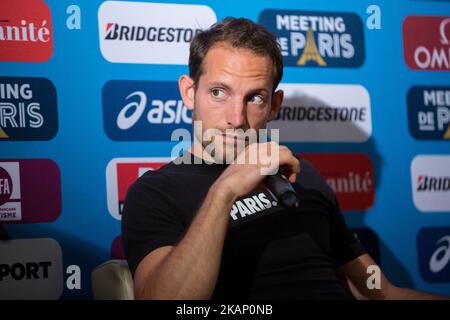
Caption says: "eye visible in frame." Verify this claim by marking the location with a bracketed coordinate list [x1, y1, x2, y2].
[248, 95, 264, 104]
[211, 88, 225, 98]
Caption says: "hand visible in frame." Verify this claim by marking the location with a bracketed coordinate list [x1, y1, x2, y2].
[214, 141, 300, 199]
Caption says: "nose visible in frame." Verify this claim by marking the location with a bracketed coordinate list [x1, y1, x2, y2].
[226, 100, 247, 129]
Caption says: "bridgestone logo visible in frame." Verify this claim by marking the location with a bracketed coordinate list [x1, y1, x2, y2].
[411, 155, 450, 212]
[276, 106, 367, 122]
[104, 23, 201, 43]
[267, 83, 371, 142]
[417, 175, 450, 191]
[98, 1, 217, 64]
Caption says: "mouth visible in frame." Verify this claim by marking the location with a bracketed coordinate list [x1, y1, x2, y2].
[221, 133, 245, 144]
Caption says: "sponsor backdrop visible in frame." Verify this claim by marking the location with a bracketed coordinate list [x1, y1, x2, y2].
[0, 0, 449, 299]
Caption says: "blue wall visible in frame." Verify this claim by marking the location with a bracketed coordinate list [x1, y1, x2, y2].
[1, 0, 450, 299]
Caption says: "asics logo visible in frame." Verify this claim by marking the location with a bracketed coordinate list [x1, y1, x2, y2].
[116, 91, 191, 129]
[429, 235, 450, 273]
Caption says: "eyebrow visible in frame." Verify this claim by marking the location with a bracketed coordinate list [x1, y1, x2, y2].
[208, 82, 269, 96]
[208, 82, 232, 91]
[246, 88, 269, 96]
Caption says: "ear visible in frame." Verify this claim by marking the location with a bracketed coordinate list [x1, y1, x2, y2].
[178, 75, 195, 111]
[268, 89, 283, 121]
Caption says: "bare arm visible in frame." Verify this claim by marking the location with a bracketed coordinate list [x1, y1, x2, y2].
[133, 142, 300, 300]
[337, 253, 450, 300]
[134, 182, 236, 299]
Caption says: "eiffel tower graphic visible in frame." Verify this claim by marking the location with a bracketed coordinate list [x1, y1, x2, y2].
[0, 127, 8, 138]
[443, 123, 450, 140]
[297, 28, 327, 66]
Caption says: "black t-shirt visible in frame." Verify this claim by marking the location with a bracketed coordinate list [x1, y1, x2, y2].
[121, 152, 367, 299]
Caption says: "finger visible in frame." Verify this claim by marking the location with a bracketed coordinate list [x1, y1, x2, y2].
[278, 151, 300, 172]
[281, 156, 300, 184]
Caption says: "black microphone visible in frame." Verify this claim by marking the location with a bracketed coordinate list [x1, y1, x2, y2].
[264, 173, 299, 209]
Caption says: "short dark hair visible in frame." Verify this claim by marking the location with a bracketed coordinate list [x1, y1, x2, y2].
[189, 17, 283, 91]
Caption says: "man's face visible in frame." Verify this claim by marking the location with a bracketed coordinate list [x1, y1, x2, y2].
[183, 43, 283, 162]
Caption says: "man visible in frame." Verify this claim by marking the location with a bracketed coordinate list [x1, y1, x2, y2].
[122, 17, 446, 300]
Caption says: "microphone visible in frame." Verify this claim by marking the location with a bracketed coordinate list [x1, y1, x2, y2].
[264, 173, 299, 209]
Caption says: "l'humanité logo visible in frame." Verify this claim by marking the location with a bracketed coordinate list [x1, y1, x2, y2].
[299, 153, 375, 211]
[258, 9, 364, 68]
[0, 0, 54, 62]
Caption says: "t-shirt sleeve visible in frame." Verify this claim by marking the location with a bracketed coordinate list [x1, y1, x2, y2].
[329, 196, 367, 268]
[121, 173, 185, 276]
